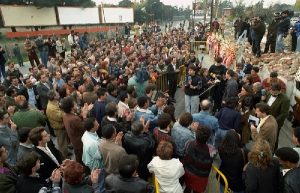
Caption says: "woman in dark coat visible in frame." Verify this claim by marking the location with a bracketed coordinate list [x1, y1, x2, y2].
[244, 139, 283, 193]
[218, 130, 248, 193]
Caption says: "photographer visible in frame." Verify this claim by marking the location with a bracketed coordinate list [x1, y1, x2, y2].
[251, 16, 266, 58]
[275, 10, 291, 53]
[264, 13, 281, 53]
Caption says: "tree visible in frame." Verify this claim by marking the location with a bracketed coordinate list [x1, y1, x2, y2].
[296, 0, 300, 11]
[118, 0, 134, 7]
[218, 0, 233, 17]
[232, 0, 246, 18]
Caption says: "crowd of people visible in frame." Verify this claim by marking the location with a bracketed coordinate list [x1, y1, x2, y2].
[0, 20, 299, 193]
[233, 10, 300, 57]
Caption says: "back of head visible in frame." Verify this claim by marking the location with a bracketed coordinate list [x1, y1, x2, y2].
[118, 154, 139, 178]
[179, 112, 193, 128]
[47, 90, 56, 101]
[105, 102, 118, 117]
[101, 124, 116, 139]
[18, 127, 31, 143]
[225, 97, 238, 109]
[156, 141, 173, 160]
[196, 125, 211, 144]
[249, 139, 272, 169]
[84, 117, 96, 132]
[157, 113, 172, 130]
[16, 152, 41, 176]
[200, 99, 211, 111]
[60, 97, 74, 113]
[137, 96, 148, 108]
[63, 161, 85, 185]
[131, 121, 144, 135]
[219, 130, 241, 154]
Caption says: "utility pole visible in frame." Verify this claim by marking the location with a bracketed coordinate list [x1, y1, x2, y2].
[210, 0, 214, 31]
[193, 0, 196, 28]
[204, 0, 207, 24]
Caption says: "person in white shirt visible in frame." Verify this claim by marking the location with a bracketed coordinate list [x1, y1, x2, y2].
[81, 117, 103, 170]
[67, 30, 76, 48]
[148, 141, 184, 193]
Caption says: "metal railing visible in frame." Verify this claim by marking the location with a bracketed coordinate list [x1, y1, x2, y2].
[152, 165, 230, 193]
[155, 65, 186, 92]
[190, 41, 208, 53]
[152, 174, 160, 193]
[207, 165, 232, 193]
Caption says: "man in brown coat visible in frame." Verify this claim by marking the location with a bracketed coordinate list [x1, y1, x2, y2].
[250, 102, 278, 152]
[61, 96, 93, 163]
[99, 124, 127, 175]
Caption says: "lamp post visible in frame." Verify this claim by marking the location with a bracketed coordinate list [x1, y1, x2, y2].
[210, 0, 214, 31]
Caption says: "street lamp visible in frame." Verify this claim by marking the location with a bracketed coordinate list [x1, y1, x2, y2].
[210, 0, 214, 31]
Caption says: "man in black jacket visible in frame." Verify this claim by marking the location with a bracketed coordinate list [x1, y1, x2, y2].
[184, 66, 202, 114]
[275, 10, 291, 52]
[223, 69, 238, 102]
[123, 121, 155, 180]
[167, 57, 179, 100]
[251, 16, 266, 57]
[264, 13, 281, 53]
[105, 154, 154, 193]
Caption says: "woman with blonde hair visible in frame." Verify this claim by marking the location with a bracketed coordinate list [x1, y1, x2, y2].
[244, 139, 283, 193]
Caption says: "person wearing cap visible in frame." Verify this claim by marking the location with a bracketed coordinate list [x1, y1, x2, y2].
[264, 13, 281, 53]
[262, 71, 286, 93]
[275, 10, 291, 53]
[184, 66, 202, 114]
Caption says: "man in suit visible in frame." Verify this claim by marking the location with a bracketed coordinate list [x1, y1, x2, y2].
[167, 57, 179, 100]
[29, 127, 62, 180]
[263, 82, 290, 150]
[223, 69, 239, 102]
[250, 102, 278, 152]
[36, 72, 54, 110]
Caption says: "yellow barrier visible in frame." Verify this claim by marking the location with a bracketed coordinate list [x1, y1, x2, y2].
[190, 41, 208, 53]
[207, 165, 232, 193]
[152, 174, 160, 193]
[155, 66, 186, 92]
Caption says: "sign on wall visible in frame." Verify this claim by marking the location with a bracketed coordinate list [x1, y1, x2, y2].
[0, 6, 57, 27]
[57, 7, 100, 25]
[101, 7, 134, 23]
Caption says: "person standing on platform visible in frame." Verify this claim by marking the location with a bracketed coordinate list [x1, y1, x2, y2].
[167, 57, 179, 101]
[184, 66, 202, 114]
